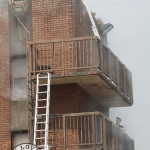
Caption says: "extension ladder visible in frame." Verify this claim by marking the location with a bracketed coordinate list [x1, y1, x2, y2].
[33, 73, 51, 150]
[82, 0, 100, 39]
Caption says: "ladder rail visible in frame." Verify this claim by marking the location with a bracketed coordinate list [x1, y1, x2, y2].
[33, 74, 40, 145]
[82, 0, 100, 39]
[33, 73, 51, 150]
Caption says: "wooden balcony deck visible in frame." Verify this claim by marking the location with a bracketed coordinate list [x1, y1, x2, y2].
[35, 112, 134, 150]
[27, 36, 133, 107]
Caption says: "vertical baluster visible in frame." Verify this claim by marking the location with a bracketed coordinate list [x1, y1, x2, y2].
[95, 115, 97, 143]
[51, 42, 54, 68]
[116, 57, 119, 90]
[88, 116, 90, 143]
[70, 117, 71, 144]
[39, 44, 42, 71]
[92, 115, 96, 150]
[108, 48, 112, 83]
[62, 40, 65, 76]
[79, 41, 81, 67]
[63, 115, 66, 150]
[102, 116, 106, 150]
[80, 116, 83, 143]
[111, 122, 114, 150]
[59, 117, 61, 144]
[46, 44, 48, 71]
[73, 117, 75, 143]
[72, 43, 74, 68]
[83, 40, 85, 67]
[55, 117, 57, 145]
[100, 116, 102, 143]
[123, 65, 127, 98]
[76, 41, 78, 68]
[100, 40, 103, 76]
[33, 44, 35, 78]
[43, 44, 44, 71]
[77, 117, 79, 144]
[84, 116, 86, 143]
[90, 38, 94, 74]
[35, 45, 37, 71]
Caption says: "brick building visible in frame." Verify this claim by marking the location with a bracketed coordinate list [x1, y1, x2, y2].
[0, 0, 134, 150]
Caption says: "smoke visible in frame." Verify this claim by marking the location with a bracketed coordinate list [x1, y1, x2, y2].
[11, 57, 27, 101]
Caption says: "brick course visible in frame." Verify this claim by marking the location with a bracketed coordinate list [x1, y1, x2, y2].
[0, 1, 11, 150]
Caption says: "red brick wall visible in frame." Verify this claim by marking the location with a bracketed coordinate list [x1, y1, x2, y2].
[0, 1, 11, 150]
[50, 84, 79, 114]
[32, 0, 76, 41]
[32, 0, 93, 41]
[39, 83, 107, 115]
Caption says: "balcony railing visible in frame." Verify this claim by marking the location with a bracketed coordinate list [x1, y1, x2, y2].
[35, 112, 134, 150]
[27, 36, 133, 102]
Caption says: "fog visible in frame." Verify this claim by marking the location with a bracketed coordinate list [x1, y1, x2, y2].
[86, 0, 150, 149]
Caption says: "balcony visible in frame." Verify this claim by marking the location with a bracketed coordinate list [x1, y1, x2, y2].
[27, 36, 133, 107]
[34, 111, 134, 150]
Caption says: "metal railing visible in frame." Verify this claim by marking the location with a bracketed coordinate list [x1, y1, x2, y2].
[36, 112, 134, 150]
[27, 36, 133, 102]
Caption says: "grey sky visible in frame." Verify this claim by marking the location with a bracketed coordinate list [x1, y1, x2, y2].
[86, 0, 150, 149]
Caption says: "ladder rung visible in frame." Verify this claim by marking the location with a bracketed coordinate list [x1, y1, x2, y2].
[38, 99, 47, 101]
[38, 77, 48, 79]
[36, 129, 45, 132]
[37, 114, 47, 116]
[37, 122, 46, 124]
[37, 145, 45, 148]
[39, 84, 48, 86]
[36, 137, 45, 139]
[37, 107, 47, 109]
[38, 91, 47, 93]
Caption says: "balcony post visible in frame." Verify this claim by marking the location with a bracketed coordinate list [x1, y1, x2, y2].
[92, 114, 96, 150]
[90, 38, 94, 74]
[108, 48, 112, 83]
[100, 40, 103, 76]
[102, 115, 106, 150]
[130, 72, 134, 104]
[62, 40, 65, 76]
[111, 122, 114, 150]
[116, 57, 120, 90]
[123, 65, 127, 98]
[63, 115, 66, 150]
[119, 129, 122, 150]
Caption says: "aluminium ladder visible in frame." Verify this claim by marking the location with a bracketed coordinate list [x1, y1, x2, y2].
[82, 0, 100, 39]
[33, 73, 51, 150]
